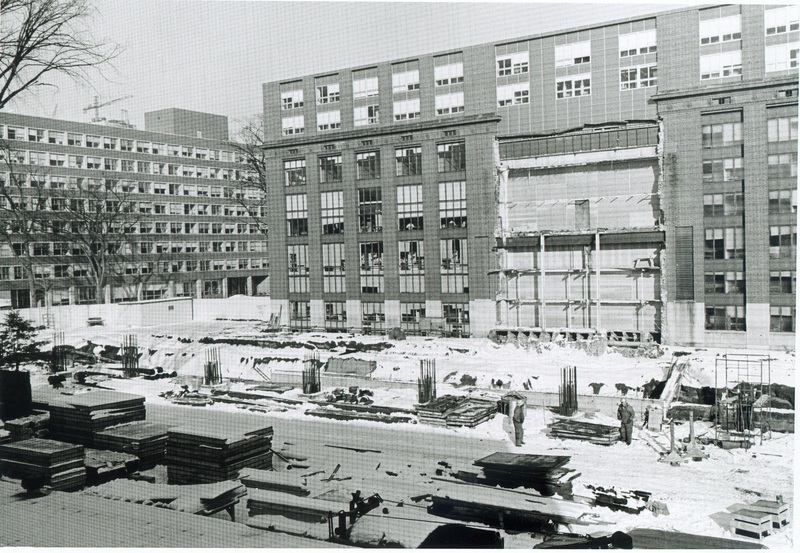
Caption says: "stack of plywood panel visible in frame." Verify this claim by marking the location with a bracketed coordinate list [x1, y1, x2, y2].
[473, 452, 577, 497]
[39, 391, 146, 446]
[94, 421, 170, 469]
[417, 396, 497, 428]
[165, 422, 274, 484]
[547, 418, 620, 445]
[0, 438, 86, 491]
[240, 468, 310, 496]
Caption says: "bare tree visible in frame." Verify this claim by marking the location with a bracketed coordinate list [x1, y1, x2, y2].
[230, 115, 269, 235]
[0, 0, 120, 110]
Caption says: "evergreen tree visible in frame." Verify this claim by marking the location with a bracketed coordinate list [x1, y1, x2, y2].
[0, 311, 44, 370]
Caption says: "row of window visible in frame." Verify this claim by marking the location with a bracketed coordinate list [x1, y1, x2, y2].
[704, 226, 797, 259]
[703, 270, 796, 296]
[1, 239, 268, 259]
[3, 150, 251, 181]
[705, 305, 795, 333]
[287, 238, 469, 295]
[288, 300, 470, 334]
[283, 143, 465, 186]
[2, 126, 238, 161]
[285, 182, 467, 237]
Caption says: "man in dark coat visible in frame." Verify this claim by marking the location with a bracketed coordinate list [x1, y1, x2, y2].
[617, 398, 635, 445]
[512, 399, 526, 446]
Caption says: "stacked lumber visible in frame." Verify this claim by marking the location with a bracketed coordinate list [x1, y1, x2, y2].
[0, 438, 86, 491]
[94, 421, 169, 469]
[239, 468, 310, 496]
[39, 391, 146, 446]
[84, 479, 246, 515]
[84, 448, 139, 485]
[417, 395, 498, 428]
[547, 417, 619, 445]
[2, 411, 50, 440]
[165, 422, 274, 484]
[473, 452, 578, 497]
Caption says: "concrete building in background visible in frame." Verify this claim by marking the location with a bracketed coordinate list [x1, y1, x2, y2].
[144, 108, 230, 141]
[0, 111, 269, 310]
[262, 3, 797, 347]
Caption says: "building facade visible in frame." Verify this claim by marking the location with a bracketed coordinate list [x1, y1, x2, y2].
[0, 111, 269, 310]
[262, 3, 796, 346]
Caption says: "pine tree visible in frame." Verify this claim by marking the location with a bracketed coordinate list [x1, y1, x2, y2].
[0, 311, 44, 371]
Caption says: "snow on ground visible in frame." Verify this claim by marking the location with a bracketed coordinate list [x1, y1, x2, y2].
[21, 318, 797, 548]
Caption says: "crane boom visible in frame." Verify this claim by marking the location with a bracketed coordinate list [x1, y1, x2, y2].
[83, 95, 133, 121]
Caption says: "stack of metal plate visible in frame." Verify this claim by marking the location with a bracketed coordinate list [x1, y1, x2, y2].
[0, 438, 86, 491]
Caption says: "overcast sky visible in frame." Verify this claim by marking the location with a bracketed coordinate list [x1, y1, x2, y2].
[6, 0, 689, 135]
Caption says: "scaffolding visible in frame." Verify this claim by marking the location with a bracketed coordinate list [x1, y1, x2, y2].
[714, 354, 772, 445]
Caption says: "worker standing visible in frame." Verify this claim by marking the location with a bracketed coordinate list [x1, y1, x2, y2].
[512, 398, 526, 447]
[617, 398, 635, 445]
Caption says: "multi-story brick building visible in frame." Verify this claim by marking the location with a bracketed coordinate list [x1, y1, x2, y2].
[0, 111, 269, 309]
[262, 4, 797, 348]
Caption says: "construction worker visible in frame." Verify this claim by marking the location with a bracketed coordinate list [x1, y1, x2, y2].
[617, 398, 635, 445]
[512, 398, 526, 446]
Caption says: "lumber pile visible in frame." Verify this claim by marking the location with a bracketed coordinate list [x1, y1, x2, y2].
[472, 452, 578, 497]
[94, 421, 169, 469]
[84, 448, 139, 485]
[37, 391, 146, 446]
[574, 483, 651, 514]
[165, 423, 274, 484]
[547, 416, 620, 445]
[84, 479, 246, 515]
[417, 395, 498, 428]
[0, 438, 86, 491]
[239, 468, 310, 496]
[2, 411, 50, 441]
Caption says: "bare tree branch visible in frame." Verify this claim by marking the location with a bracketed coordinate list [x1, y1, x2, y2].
[0, 0, 121, 110]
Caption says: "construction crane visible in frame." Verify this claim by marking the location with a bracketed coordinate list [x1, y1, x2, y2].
[83, 95, 133, 122]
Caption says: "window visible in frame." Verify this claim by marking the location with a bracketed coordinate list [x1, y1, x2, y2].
[48, 131, 65, 145]
[619, 29, 657, 57]
[497, 83, 530, 106]
[319, 154, 342, 183]
[439, 181, 467, 228]
[288, 244, 309, 294]
[769, 225, 797, 258]
[620, 65, 657, 90]
[362, 303, 386, 332]
[704, 227, 744, 259]
[356, 151, 380, 180]
[358, 188, 382, 233]
[281, 88, 304, 109]
[435, 92, 464, 116]
[282, 115, 304, 136]
[704, 272, 725, 294]
[290, 301, 311, 330]
[770, 306, 795, 333]
[496, 51, 529, 76]
[121, 159, 135, 172]
[768, 189, 798, 213]
[397, 185, 423, 231]
[399, 240, 425, 293]
[766, 5, 800, 35]
[700, 14, 741, 44]
[556, 75, 591, 98]
[437, 142, 465, 173]
[353, 69, 379, 99]
[67, 133, 83, 146]
[321, 191, 344, 234]
[401, 302, 426, 333]
[700, 51, 742, 80]
[767, 116, 798, 142]
[555, 41, 591, 67]
[434, 55, 464, 86]
[86, 135, 100, 148]
[354, 105, 379, 126]
[443, 303, 470, 336]
[770, 271, 795, 294]
[441, 238, 469, 293]
[701, 122, 742, 147]
[392, 67, 420, 93]
[49, 153, 65, 167]
[286, 194, 308, 236]
[103, 137, 117, 150]
[316, 83, 340, 104]
[702, 157, 743, 182]
[86, 156, 102, 170]
[706, 306, 746, 331]
[284, 159, 306, 187]
[325, 302, 347, 330]
[317, 110, 341, 131]
[360, 241, 384, 293]
[322, 243, 346, 293]
[393, 98, 421, 121]
[703, 192, 744, 216]
[28, 128, 44, 142]
[395, 146, 422, 176]
[766, 43, 800, 73]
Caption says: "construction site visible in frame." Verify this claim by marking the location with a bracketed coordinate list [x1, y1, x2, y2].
[0, 296, 794, 549]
